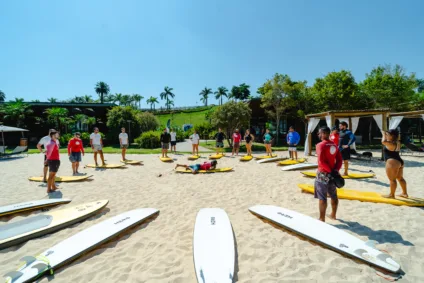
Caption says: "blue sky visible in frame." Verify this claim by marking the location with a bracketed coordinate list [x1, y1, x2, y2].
[0, 0, 423, 107]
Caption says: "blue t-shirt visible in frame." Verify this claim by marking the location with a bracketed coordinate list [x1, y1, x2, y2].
[264, 133, 272, 142]
[287, 131, 300, 145]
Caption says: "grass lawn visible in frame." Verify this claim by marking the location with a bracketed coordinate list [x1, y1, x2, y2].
[155, 107, 216, 128]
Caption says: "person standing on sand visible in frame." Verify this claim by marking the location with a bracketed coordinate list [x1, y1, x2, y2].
[330, 126, 339, 147]
[244, 129, 254, 156]
[315, 126, 342, 222]
[213, 128, 226, 155]
[119, 127, 129, 161]
[170, 128, 177, 154]
[263, 129, 273, 156]
[68, 132, 84, 175]
[381, 129, 408, 199]
[90, 127, 106, 167]
[160, 128, 171, 158]
[46, 130, 61, 193]
[232, 129, 241, 156]
[287, 126, 300, 160]
[190, 129, 200, 156]
[37, 129, 59, 182]
[338, 122, 356, 176]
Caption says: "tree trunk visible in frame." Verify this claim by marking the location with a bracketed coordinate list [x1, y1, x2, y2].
[220, 97, 222, 105]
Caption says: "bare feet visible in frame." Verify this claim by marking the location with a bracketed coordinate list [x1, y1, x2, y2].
[397, 193, 409, 198]
[382, 194, 395, 199]
[328, 214, 337, 220]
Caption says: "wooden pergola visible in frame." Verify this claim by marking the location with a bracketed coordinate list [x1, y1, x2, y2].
[304, 109, 390, 156]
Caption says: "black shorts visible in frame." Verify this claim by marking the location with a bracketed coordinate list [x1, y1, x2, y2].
[48, 160, 61, 173]
[341, 147, 351, 160]
[171, 141, 177, 146]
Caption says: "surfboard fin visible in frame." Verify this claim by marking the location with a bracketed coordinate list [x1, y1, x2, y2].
[365, 240, 379, 249]
[353, 248, 368, 257]
[32, 262, 50, 273]
[20, 256, 37, 265]
[4, 271, 23, 282]
[377, 253, 393, 262]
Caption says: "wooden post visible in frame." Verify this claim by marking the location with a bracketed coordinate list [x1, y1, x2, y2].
[330, 113, 335, 128]
[348, 117, 353, 130]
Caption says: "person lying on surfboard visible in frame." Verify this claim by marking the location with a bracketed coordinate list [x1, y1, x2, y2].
[175, 160, 217, 174]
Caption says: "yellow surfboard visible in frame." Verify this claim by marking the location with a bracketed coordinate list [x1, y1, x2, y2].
[255, 154, 277, 160]
[278, 158, 306, 166]
[86, 164, 126, 168]
[159, 157, 173, 162]
[240, 155, 253, 161]
[209, 153, 225, 160]
[120, 160, 143, 165]
[298, 184, 424, 206]
[300, 171, 375, 179]
[188, 155, 201, 160]
[28, 175, 93, 182]
[175, 167, 233, 173]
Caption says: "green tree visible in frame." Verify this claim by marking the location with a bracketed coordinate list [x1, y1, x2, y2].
[211, 101, 252, 146]
[48, 97, 58, 103]
[0, 90, 5, 102]
[10, 98, 24, 103]
[199, 87, 212, 106]
[416, 79, 424, 93]
[44, 107, 69, 131]
[359, 64, 417, 111]
[95, 81, 110, 104]
[83, 95, 93, 103]
[160, 86, 175, 110]
[136, 112, 160, 132]
[132, 94, 144, 109]
[165, 99, 174, 109]
[258, 73, 297, 145]
[106, 106, 142, 141]
[230, 83, 250, 101]
[31, 99, 41, 103]
[147, 96, 159, 110]
[214, 86, 228, 105]
[0, 101, 34, 127]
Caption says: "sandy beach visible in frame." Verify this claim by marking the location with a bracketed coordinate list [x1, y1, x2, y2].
[1, 151, 423, 283]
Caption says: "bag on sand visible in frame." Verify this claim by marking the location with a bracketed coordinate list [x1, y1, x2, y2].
[331, 170, 345, 188]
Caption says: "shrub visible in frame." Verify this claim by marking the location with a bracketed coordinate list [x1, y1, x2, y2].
[136, 112, 160, 132]
[135, 131, 161, 149]
[106, 106, 141, 142]
[59, 133, 73, 145]
[175, 128, 186, 142]
[196, 123, 214, 139]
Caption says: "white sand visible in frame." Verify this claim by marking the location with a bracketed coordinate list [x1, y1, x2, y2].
[1, 152, 424, 282]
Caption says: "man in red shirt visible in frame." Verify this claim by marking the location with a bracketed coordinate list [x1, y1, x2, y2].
[46, 130, 60, 193]
[231, 129, 242, 156]
[68, 132, 85, 175]
[315, 126, 342, 222]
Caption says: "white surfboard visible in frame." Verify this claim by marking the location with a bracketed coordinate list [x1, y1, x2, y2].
[281, 163, 318, 171]
[0, 199, 71, 217]
[256, 157, 286, 164]
[249, 205, 401, 273]
[193, 208, 235, 283]
[0, 200, 108, 250]
[4, 208, 159, 283]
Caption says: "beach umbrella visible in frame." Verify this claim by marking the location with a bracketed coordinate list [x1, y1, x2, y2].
[0, 125, 29, 150]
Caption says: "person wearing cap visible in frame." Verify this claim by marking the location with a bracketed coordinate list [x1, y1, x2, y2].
[90, 127, 106, 166]
[287, 126, 300, 160]
[330, 126, 339, 147]
[46, 130, 60, 193]
[37, 129, 60, 182]
[381, 129, 408, 199]
[338, 122, 356, 176]
[68, 132, 84, 175]
[119, 127, 129, 161]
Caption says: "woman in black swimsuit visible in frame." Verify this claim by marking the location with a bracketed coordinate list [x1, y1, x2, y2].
[244, 129, 254, 156]
[381, 129, 408, 199]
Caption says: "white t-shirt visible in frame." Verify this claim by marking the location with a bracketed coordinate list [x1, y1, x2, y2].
[90, 133, 102, 145]
[190, 133, 200, 144]
[119, 133, 128, 145]
[38, 136, 60, 152]
[170, 132, 177, 142]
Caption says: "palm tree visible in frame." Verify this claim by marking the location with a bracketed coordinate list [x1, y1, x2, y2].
[31, 99, 41, 103]
[132, 94, 144, 109]
[165, 99, 174, 109]
[147, 96, 159, 110]
[0, 101, 33, 127]
[95, 81, 110, 104]
[120, 94, 133, 106]
[214, 86, 228, 105]
[0, 90, 5, 102]
[44, 107, 69, 131]
[199, 87, 212, 106]
[83, 95, 93, 103]
[160, 86, 175, 110]
[111, 93, 123, 105]
[11, 98, 25, 103]
[48, 97, 58, 103]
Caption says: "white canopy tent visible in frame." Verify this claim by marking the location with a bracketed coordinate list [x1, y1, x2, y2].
[0, 125, 29, 151]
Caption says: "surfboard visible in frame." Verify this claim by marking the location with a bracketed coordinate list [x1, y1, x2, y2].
[193, 208, 235, 283]
[188, 155, 201, 160]
[281, 163, 318, 171]
[0, 199, 72, 217]
[175, 167, 233, 174]
[257, 157, 286, 164]
[301, 171, 375, 179]
[28, 176, 93, 182]
[249, 205, 401, 273]
[209, 153, 225, 160]
[85, 164, 126, 169]
[298, 184, 424, 206]
[0, 200, 108, 250]
[120, 160, 142, 165]
[255, 154, 277, 160]
[240, 155, 253, 161]
[159, 157, 173, 162]
[278, 158, 306, 166]
[3, 208, 159, 283]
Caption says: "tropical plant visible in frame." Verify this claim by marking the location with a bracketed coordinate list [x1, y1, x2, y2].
[48, 97, 58, 103]
[44, 107, 69, 131]
[10, 98, 24, 103]
[136, 112, 160, 132]
[132, 94, 144, 109]
[31, 99, 41, 103]
[83, 95, 93, 103]
[0, 90, 5, 102]
[214, 86, 228, 105]
[135, 131, 161, 149]
[160, 86, 175, 110]
[199, 87, 212, 106]
[229, 83, 250, 101]
[95, 81, 110, 104]
[0, 101, 34, 127]
[147, 96, 159, 110]
[165, 99, 174, 109]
